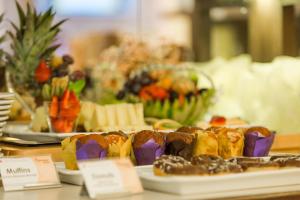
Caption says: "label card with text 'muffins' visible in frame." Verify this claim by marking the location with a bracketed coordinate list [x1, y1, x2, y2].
[0, 155, 61, 191]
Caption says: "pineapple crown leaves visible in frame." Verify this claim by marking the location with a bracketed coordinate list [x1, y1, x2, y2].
[6, 1, 67, 86]
[0, 14, 5, 67]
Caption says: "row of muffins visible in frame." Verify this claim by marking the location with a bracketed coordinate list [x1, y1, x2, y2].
[61, 126, 275, 170]
[153, 154, 300, 176]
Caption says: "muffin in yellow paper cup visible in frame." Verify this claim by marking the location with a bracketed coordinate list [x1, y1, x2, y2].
[61, 134, 85, 170]
[103, 131, 132, 158]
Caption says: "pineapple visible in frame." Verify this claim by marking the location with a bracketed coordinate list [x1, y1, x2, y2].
[5, 2, 66, 94]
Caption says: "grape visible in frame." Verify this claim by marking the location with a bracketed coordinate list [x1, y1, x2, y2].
[59, 63, 69, 70]
[131, 84, 142, 95]
[116, 90, 126, 99]
[169, 90, 178, 102]
[124, 80, 133, 91]
[140, 76, 153, 86]
[57, 67, 69, 77]
[199, 88, 208, 94]
[70, 70, 85, 81]
[52, 69, 60, 77]
[62, 55, 74, 65]
[186, 92, 194, 102]
[58, 70, 69, 77]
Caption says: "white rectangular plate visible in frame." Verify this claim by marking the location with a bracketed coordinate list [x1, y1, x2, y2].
[137, 166, 300, 199]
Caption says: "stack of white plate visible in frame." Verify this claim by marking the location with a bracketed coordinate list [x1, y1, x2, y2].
[0, 92, 14, 136]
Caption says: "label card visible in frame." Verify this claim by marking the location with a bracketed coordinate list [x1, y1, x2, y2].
[0, 155, 61, 191]
[78, 158, 143, 199]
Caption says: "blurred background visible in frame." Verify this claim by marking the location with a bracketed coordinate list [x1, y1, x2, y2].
[1, 0, 299, 63]
[1, 0, 300, 133]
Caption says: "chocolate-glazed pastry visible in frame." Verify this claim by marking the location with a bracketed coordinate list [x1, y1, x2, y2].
[227, 157, 265, 165]
[239, 161, 279, 172]
[243, 127, 275, 157]
[191, 154, 224, 166]
[153, 155, 208, 176]
[269, 154, 300, 161]
[165, 131, 196, 160]
[271, 155, 300, 167]
[224, 162, 243, 173]
[191, 155, 224, 174]
[133, 130, 165, 166]
[280, 158, 300, 167]
[190, 155, 242, 174]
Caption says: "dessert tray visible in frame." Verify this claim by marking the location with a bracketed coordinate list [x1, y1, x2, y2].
[136, 166, 300, 199]
[3, 124, 95, 143]
[56, 161, 300, 199]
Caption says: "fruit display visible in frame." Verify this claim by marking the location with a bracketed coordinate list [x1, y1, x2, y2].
[33, 53, 85, 133]
[31, 101, 151, 133]
[48, 89, 81, 133]
[5, 2, 66, 99]
[115, 65, 215, 125]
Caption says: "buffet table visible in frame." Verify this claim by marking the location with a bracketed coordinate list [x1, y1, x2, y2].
[1, 184, 300, 200]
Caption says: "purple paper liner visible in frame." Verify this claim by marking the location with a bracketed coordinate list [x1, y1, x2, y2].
[243, 131, 275, 157]
[133, 138, 165, 166]
[76, 140, 107, 161]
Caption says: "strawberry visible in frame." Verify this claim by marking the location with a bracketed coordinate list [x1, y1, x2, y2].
[59, 89, 80, 120]
[49, 96, 59, 118]
[51, 118, 74, 133]
[35, 60, 51, 83]
[139, 85, 169, 101]
[178, 93, 185, 106]
[210, 116, 226, 126]
[60, 90, 71, 109]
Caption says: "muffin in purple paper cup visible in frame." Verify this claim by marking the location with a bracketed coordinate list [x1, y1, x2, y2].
[133, 130, 165, 166]
[76, 134, 108, 161]
[243, 127, 275, 157]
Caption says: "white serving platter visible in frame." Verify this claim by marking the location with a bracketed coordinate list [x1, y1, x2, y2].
[136, 166, 300, 199]
[3, 124, 97, 143]
[55, 162, 83, 186]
